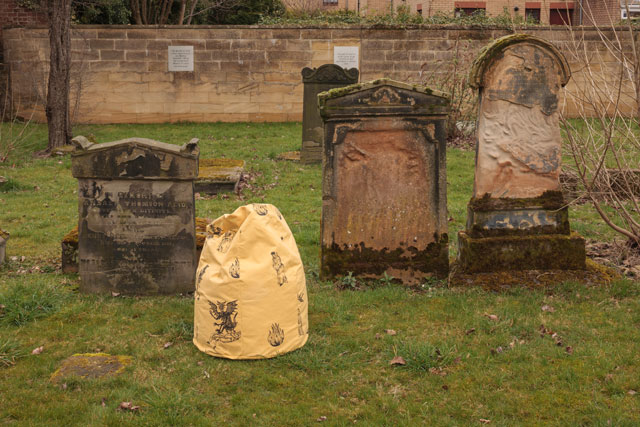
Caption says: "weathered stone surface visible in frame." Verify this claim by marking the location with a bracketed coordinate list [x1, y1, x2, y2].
[458, 231, 586, 273]
[61, 218, 210, 274]
[469, 34, 571, 199]
[71, 136, 199, 295]
[319, 79, 449, 283]
[301, 64, 358, 164]
[195, 158, 244, 194]
[0, 229, 8, 266]
[50, 353, 132, 383]
[459, 35, 585, 274]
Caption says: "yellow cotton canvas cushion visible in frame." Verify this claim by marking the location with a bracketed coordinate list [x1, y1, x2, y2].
[193, 203, 309, 359]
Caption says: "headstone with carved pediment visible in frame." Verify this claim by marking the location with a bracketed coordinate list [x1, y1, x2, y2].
[318, 79, 450, 283]
[457, 34, 586, 274]
[71, 136, 200, 295]
[301, 64, 359, 164]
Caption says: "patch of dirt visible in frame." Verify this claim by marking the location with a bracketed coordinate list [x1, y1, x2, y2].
[586, 239, 640, 279]
[447, 135, 475, 151]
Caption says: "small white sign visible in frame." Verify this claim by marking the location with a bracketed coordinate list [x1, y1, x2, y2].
[168, 46, 194, 72]
[334, 46, 359, 70]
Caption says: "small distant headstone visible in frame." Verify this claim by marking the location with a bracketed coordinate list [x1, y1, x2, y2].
[458, 34, 585, 273]
[71, 136, 199, 295]
[50, 353, 132, 383]
[300, 64, 358, 164]
[318, 78, 450, 283]
[195, 158, 244, 194]
[0, 229, 8, 266]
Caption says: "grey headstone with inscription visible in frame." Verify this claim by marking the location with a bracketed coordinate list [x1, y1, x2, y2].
[71, 136, 199, 295]
[301, 64, 358, 164]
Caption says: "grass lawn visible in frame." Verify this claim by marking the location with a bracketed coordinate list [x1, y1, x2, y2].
[1, 122, 639, 425]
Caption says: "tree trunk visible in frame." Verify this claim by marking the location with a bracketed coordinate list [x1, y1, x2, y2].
[178, 0, 187, 24]
[46, 0, 72, 151]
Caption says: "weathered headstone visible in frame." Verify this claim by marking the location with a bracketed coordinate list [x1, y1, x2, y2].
[71, 136, 199, 294]
[318, 79, 450, 283]
[0, 229, 8, 266]
[458, 34, 586, 273]
[301, 64, 359, 164]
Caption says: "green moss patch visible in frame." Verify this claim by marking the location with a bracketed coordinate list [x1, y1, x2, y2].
[50, 353, 132, 383]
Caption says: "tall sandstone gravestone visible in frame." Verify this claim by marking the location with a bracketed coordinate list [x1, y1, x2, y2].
[318, 79, 450, 283]
[301, 64, 359, 164]
[458, 34, 586, 273]
[71, 136, 200, 295]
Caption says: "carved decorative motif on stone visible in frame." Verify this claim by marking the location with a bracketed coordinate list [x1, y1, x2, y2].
[301, 64, 359, 83]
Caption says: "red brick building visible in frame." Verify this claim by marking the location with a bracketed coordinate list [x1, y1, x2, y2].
[0, 0, 46, 62]
[320, 0, 632, 25]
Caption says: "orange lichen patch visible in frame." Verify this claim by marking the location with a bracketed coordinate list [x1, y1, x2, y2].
[62, 227, 79, 244]
[198, 158, 245, 181]
[277, 151, 301, 161]
[50, 353, 132, 383]
[449, 258, 619, 290]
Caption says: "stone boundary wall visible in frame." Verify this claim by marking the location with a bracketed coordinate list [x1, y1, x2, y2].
[2, 25, 637, 123]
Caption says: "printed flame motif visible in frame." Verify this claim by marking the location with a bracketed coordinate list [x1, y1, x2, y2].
[271, 251, 288, 286]
[229, 257, 240, 279]
[217, 231, 235, 253]
[254, 204, 268, 216]
[268, 323, 285, 347]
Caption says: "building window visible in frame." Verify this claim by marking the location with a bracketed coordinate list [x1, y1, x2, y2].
[525, 8, 540, 22]
[549, 8, 573, 25]
[455, 7, 485, 16]
[417, 3, 422, 15]
[323, 0, 338, 5]
[454, 2, 486, 17]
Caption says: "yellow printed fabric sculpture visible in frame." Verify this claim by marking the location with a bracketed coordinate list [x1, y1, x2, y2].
[193, 204, 309, 359]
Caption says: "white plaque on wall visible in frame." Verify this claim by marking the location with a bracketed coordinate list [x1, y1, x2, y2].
[168, 46, 194, 72]
[333, 46, 359, 70]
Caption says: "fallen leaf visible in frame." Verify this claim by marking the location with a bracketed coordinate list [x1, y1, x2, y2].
[111, 292, 120, 297]
[163, 342, 173, 349]
[389, 356, 406, 366]
[541, 305, 555, 312]
[118, 402, 140, 412]
[628, 390, 637, 395]
[101, 397, 106, 407]
[429, 367, 447, 376]
[465, 328, 476, 335]
[484, 314, 499, 321]
[31, 346, 44, 355]
[61, 383, 67, 390]
[385, 329, 397, 336]
[374, 333, 382, 340]
[316, 416, 327, 422]
[479, 419, 491, 424]
[491, 346, 503, 355]
[197, 361, 203, 366]
[442, 384, 449, 390]
[566, 346, 573, 354]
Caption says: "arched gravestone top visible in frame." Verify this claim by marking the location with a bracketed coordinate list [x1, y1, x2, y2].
[301, 64, 359, 84]
[71, 137, 199, 181]
[319, 78, 449, 118]
[469, 34, 571, 199]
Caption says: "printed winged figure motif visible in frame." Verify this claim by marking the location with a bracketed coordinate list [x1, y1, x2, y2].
[207, 300, 241, 345]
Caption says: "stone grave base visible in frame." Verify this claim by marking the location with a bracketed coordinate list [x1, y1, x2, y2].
[50, 353, 131, 383]
[457, 231, 586, 273]
[195, 158, 244, 194]
[277, 151, 301, 161]
[62, 218, 210, 274]
[300, 140, 321, 164]
[321, 235, 449, 283]
[450, 258, 618, 290]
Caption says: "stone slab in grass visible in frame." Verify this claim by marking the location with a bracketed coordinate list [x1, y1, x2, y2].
[277, 151, 300, 161]
[62, 217, 210, 274]
[195, 158, 245, 194]
[50, 353, 132, 383]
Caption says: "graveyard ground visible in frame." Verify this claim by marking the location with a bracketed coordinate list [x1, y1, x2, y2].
[1, 122, 640, 425]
